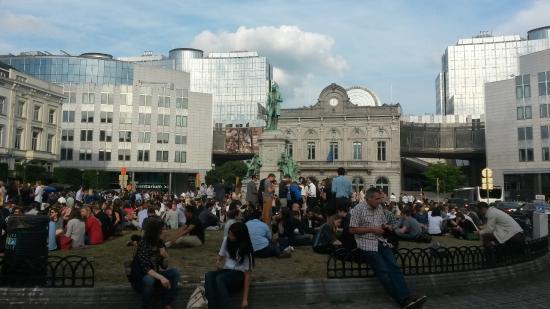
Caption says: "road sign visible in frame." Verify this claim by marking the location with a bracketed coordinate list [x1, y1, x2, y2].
[481, 167, 494, 191]
[481, 168, 493, 178]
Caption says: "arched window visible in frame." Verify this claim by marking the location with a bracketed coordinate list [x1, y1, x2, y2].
[375, 177, 390, 195]
[352, 176, 365, 193]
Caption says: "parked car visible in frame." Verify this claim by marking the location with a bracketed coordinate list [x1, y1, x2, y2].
[494, 201, 523, 214]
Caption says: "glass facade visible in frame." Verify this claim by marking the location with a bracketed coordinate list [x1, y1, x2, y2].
[437, 29, 550, 116]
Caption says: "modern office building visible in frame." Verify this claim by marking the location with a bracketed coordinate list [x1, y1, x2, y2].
[119, 49, 273, 127]
[485, 48, 550, 201]
[0, 52, 213, 192]
[278, 84, 401, 196]
[436, 26, 550, 117]
[0, 62, 64, 172]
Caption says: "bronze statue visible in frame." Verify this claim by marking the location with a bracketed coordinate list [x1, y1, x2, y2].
[245, 154, 262, 179]
[277, 153, 300, 180]
[266, 82, 282, 131]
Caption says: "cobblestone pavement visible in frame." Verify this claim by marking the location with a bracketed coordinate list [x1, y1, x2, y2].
[258, 267, 550, 309]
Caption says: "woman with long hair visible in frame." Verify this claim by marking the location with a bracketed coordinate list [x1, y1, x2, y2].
[205, 222, 254, 309]
[65, 207, 85, 249]
[130, 216, 180, 309]
[312, 214, 342, 254]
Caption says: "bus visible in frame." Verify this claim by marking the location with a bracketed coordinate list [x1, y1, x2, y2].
[451, 186, 504, 206]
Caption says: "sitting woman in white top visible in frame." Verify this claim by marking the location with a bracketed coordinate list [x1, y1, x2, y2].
[427, 207, 444, 236]
[205, 221, 254, 309]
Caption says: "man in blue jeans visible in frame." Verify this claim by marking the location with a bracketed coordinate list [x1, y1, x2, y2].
[350, 187, 426, 309]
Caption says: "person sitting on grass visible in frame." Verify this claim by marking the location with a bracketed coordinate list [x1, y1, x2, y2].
[129, 216, 180, 309]
[65, 208, 86, 249]
[427, 207, 444, 236]
[394, 208, 422, 241]
[167, 205, 205, 248]
[450, 212, 479, 239]
[81, 206, 103, 245]
[206, 222, 253, 309]
[278, 206, 312, 248]
[312, 214, 342, 254]
[246, 210, 291, 258]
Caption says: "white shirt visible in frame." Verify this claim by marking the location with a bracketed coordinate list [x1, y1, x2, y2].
[218, 237, 251, 272]
[480, 207, 523, 244]
[427, 213, 443, 235]
[307, 183, 317, 198]
[390, 194, 397, 203]
[34, 186, 44, 203]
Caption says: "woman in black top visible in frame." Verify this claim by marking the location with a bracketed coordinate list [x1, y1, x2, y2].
[130, 217, 180, 309]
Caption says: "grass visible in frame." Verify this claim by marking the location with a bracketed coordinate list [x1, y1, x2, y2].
[54, 230, 480, 287]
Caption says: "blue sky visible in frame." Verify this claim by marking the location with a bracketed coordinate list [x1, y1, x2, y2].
[0, 0, 548, 114]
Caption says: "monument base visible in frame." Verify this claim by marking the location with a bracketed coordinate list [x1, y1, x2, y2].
[258, 129, 288, 181]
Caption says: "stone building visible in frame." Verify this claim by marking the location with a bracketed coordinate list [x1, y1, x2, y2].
[278, 83, 401, 196]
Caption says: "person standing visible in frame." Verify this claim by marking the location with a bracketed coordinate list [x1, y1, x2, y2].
[246, 175, 259, 209]
[215, 180, 226, 205]
[331, 167, 352, 215]
[306, 177, 318, 210]
[261, 174, 276, 224]
[279, 175, 290, 209]
[350, 187, 426, 308]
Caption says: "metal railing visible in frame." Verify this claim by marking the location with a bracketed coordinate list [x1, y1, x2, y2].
[0, 255, 95, 288]
[327, 236, 548, 279]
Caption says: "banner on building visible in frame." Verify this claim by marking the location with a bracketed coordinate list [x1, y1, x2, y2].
[225, 127, 263, 153]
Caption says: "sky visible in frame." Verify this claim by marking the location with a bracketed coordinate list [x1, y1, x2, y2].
[0, 0, 548, 115]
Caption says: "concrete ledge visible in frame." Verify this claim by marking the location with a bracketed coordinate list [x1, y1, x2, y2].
[1, 253, 549, 308]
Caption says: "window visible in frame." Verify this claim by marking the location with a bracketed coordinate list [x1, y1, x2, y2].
[81, 111, 94, 123]
[353, 142, 362, 160]
[16, 101, 25, 118]
[517, 106, 532, 120]
[46, 134, 54, 153]
[538, 71, 550, 96]
[352, 176, 365, 193]
[158, 95, 171, 108]
[541, 104, 549, 118]
[33, 105, 41, 121]
[0, 96, 5, 114]
[157, 114, 170, 126]
[63, 91, 76, 104]
[285, 143, 293, 158]
[138, 132, 151, 143]
[515, 74, 531, 99]
[99, 150, 111, 161]
[80, 130, 93, 142]
[543, 147, 550, 161]
[31, 131, 40, 151]
[119, 112, 132, 124]
[14, 128, 23, 149]
[307, 142, 316, 160]
[118, 149, 131, 161]
[542, 125, 550, 140]
[62, 111, 75, 122]
[138, 150, 150, 162]
[176, 97, 188, 109]
[138, 113, 151, 125]
[175, 135, 187, 145]
[82, 92, 95, 104]
[100, 112, 113, 123]
[48, 109, 55, 124]
[61, 130, 74, 141]
[0, 126, 4, 147]
[375, 177, 390, 195]
[518, 127, 533, 141]
[139, 94, 151, 106]
[101, 93, 114, 105]
[79, 149, 92, 161]
[175, 151, 186, 163]
[120, 93, 131, 105]
[519, 148, 534, 162]
[60, 148, 73, 160]
[175, 115, 187, 127]
[157, 132, 169, 144]
[329, 142, 339, 160]
[156, 150, 169, 162]
[377, 141, 387, 161]
[119, 131, 131, 142]
[99, 130, 112, 142]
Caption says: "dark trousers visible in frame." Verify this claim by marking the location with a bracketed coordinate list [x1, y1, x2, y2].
[132, 268, 180, 309]
[359, 243, 410, 306]
[205, 269, 244, 309]
[254, 243, 281, 258]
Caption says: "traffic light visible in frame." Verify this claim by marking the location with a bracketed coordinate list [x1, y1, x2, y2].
[481, 168, 493, 190]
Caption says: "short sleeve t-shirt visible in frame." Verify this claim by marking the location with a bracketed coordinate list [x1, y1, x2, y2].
[219, 237, 251, 272]
[188, 216, 205, 243]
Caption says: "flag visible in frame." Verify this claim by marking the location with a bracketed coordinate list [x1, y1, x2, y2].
[327, 149, 334, 162]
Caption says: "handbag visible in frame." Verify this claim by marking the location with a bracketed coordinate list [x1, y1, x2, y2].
[187, 286, 208, 309]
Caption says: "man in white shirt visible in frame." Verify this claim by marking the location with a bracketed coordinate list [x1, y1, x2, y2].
[33, 181, 44, 204]
[475, 202, 524, 248]
[306, 177, 317, 210]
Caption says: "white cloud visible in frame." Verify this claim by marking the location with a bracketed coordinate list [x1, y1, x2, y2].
[496, 0, 550, 35]
[191, 25, 348, 107]
[0, 13, 63, 37]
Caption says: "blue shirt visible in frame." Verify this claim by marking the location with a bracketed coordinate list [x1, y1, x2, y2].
[245, 219, 271, 252]
[331, 175, 352, 198]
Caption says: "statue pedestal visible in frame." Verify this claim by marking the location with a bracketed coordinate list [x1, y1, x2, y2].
[258, 130, 288, 181]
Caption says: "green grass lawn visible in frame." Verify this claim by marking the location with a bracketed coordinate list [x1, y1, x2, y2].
[54, 230, 480, 287]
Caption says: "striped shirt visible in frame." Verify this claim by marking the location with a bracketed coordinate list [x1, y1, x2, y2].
[350, 202, 387, 252]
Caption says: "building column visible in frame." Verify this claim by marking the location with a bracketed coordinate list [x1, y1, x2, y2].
[168, 172, 173, 196]
[537, 173, 543, 195]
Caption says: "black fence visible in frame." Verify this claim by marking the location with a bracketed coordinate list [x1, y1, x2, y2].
[327, 237, 549, 279]
[0, 255, 94, 288]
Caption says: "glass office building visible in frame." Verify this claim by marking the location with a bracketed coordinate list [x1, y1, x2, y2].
[120, 48, 273, 127]
[436, 26, 550, 117]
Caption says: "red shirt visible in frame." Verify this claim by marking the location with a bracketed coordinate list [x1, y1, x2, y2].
[86, 216, 104, 245]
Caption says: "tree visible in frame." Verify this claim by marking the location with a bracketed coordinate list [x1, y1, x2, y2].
[424, 162, 465, 193]
[206, 161, 248, 185]
[53, 167, 82, 186]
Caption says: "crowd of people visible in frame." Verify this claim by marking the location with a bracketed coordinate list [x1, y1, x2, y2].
[0, 168, 526, 309]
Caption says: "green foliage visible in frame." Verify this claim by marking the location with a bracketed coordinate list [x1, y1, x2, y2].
[53, 167, 82, 185]
[424, 162, 465, 193]
[206, 161, 248, 185]
[82, 170, 114, 190]
[13, 164, 49, 183]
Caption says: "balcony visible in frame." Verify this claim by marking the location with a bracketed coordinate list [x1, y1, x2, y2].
[25, 150, 56, 162]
